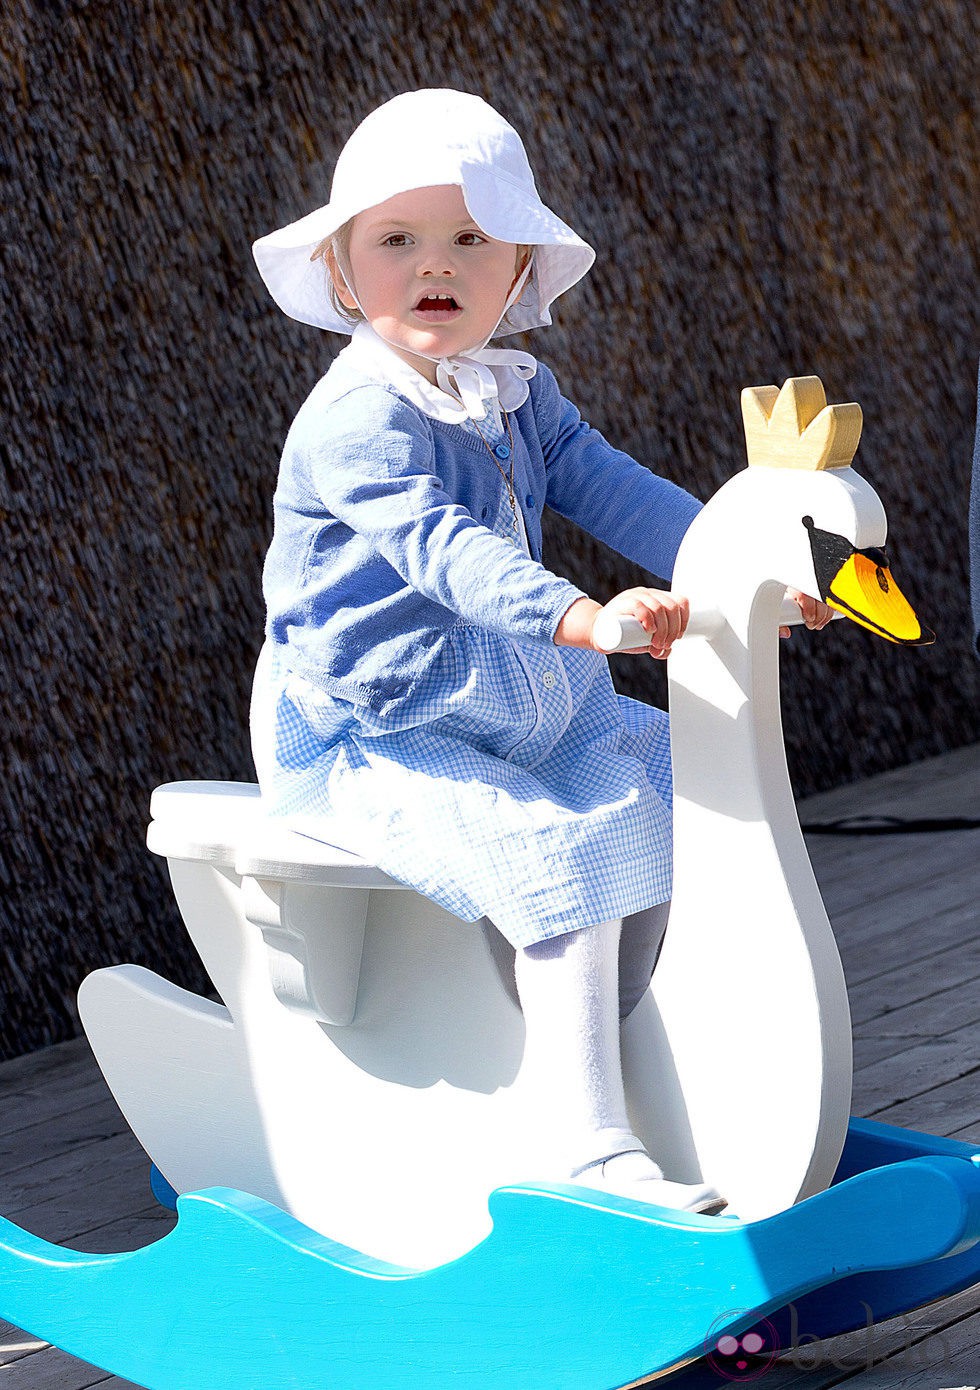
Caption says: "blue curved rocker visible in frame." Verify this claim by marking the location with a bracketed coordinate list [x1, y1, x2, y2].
[0, 1129, 979, 1389]
[2, 378, 975, 1387]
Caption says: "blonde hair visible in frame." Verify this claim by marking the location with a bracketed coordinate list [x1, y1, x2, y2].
[500, 245, 534, 333]
[310, 223, 534, 334]
[311, 220, 362, 327]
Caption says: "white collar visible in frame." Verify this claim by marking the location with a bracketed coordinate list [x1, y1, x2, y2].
[343, 322, 536, 429]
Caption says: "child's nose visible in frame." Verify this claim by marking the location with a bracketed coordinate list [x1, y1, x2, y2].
[417, 249, 456, 277]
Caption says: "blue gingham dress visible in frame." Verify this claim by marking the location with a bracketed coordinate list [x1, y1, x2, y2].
[251, 419, 675, 948]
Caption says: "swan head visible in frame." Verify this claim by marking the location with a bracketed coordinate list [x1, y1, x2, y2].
[801, 513, 933, 645]
[676, 377, 935, 646]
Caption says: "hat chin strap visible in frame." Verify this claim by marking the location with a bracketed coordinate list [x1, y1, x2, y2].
[429, 259, 535, 428]
[339, 257, 537, 429]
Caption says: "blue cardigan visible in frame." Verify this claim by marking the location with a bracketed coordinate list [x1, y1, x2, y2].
[263, 357, 701, 715]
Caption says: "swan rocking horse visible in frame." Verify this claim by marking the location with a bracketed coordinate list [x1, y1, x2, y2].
[1, 378, 976, 1389]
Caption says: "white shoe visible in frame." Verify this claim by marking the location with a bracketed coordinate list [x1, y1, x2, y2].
[571, 1150, 728, 1215]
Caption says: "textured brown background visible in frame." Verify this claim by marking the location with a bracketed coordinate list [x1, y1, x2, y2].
[0, 0, 977, 1057]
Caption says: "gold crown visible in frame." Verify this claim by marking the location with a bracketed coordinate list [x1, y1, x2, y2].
[741, 376, 863, 471]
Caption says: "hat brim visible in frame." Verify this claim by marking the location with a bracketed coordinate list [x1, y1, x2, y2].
[252, 172, 594, 335]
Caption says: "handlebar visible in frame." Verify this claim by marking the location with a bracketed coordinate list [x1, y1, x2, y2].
[592, 599, 837, 654]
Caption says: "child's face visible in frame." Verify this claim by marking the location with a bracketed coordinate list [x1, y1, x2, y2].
[333, 185, 526, 384]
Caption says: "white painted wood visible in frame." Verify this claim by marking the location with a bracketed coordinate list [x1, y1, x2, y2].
[145, 780, 401, 887]
[79, 383, 922, 1254]
[145, 780, 260, 865]
[635, 461, 892, 1219]
[593, 597, 839, 652]
[240, 877, 369, 1025]
[80, 846, 543, 1268]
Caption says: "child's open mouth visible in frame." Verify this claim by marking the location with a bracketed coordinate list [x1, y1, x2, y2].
[413, 293, 462, 322]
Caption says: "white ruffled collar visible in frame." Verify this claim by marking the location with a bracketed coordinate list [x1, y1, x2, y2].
[343, 322, 536, 429]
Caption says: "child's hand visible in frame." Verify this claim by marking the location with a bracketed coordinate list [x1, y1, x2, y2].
[595, 587, 690, 660]
[780, 589, 835, 639]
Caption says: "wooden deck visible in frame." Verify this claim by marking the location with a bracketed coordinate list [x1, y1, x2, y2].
[0, 744, 978, 1389]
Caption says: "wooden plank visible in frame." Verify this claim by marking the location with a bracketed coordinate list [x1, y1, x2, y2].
[852, 1034, 907, 1070]
[803, 755, 980, 828]
[853, 976, 980, 1044]
[0, 1132, 152, 1220]
[850, 1022, 980, 1116]
[798, 743, 980, 914]
[757, 1283, 980, 1388]
[5, 1161, 168, 1250]
[69, 1207, 176, 1257]
[808, 838, 975, 901]
[0, 1320, 48, 1368]
[809, 830, 975, 904]
[0, 1038, 94, 1099]
[848, 942, 980, 1027]
[0, 1099, 134, 1180]
[833, 898, 979, 986]
[797, 743, 980, 822]
[0, 1076, 125, 1143]
[0, 1341, 116, 1387]
[811, 846, 980, 929]
[870, 1070, 980, 1138]
[821, 1307, 980, 1387]
[804, 790, 980, 865]
[802, 789, 980, 851]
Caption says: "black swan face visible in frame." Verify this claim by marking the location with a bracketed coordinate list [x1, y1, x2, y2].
[802, 517, 935, 646]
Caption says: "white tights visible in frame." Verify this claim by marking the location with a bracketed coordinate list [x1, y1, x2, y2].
[514, 906, 669, 1176]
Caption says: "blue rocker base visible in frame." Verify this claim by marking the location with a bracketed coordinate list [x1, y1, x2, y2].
[752, 1119, 980, 1351]
[0, 1119, 978, 1388]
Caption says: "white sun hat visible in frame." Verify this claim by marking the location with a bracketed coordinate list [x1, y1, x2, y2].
[252, 88, 595, 336]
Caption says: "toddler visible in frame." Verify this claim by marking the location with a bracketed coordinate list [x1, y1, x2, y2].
[251, 89, 829, 1213]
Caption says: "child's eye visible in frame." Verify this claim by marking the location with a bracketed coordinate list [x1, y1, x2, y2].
[381, 233, 412, 247]
[456, 231, 487, 246]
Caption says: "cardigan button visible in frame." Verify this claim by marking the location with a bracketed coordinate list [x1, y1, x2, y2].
[494, 443, 511, 459]
[525, 493, 535, 508]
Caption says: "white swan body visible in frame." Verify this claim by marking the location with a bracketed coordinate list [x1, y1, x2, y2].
[627, 465, 886, 1221]
[79, 379, 930, 1258]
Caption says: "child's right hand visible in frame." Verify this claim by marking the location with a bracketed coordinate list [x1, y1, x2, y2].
[556, 590, 690, 659]
[597, 588, 690, 659]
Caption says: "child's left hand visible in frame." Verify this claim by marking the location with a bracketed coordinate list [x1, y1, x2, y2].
[780, 589, 835, 639]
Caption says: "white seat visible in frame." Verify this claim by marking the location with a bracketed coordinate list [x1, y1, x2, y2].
[79, 780, 536, 1269]
[145, 781, 400, 1027]
[147, 780, 399, 887]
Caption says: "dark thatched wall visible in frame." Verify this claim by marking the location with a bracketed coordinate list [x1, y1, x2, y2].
[1, 0, 977, 1059]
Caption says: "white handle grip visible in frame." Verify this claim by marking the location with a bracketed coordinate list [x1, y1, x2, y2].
[592, 599, 832, 654]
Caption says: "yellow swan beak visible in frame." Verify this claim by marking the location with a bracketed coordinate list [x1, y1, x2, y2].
[826, 553, 935, 645]
[804, 517, 936, 646]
